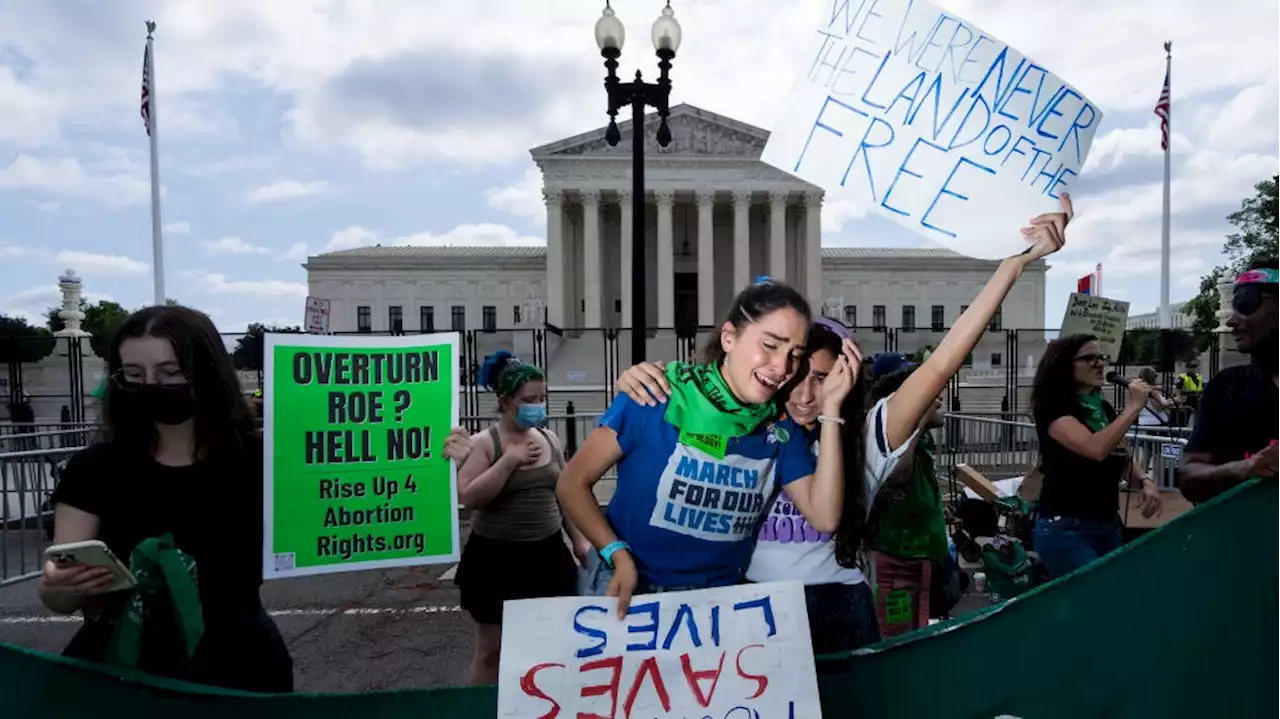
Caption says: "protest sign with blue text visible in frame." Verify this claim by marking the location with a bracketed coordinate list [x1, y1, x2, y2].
[497, 581, 821, 718]
[761, 0, 1103, 259]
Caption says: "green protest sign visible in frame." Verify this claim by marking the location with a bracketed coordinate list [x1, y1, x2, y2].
[262, 333, 461, 579]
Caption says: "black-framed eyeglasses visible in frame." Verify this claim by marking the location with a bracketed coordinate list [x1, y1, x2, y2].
[1232, 284, 1277, 316]
[1073, 353, 1109, 367]
[110, 368, 189, 391]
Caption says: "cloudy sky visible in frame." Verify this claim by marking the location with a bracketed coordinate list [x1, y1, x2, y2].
[1, 0, 1276, 334]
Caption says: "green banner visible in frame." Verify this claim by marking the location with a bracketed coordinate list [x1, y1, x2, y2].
[262, 333, 461, 579]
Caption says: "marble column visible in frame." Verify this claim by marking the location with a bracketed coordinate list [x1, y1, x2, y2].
[582, 189, 602, 328]
[695, 188, 716, 327]
[618, 190, 633, 329]
[656, 188, 675, 328]
[732, 189, 751, 292]
[769, 190, 788, 282]
[543, 189, 565, 327]
[804, 191, 824, 310]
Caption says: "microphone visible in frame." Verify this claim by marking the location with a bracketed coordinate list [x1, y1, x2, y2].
[1105, 371, 1130, 387]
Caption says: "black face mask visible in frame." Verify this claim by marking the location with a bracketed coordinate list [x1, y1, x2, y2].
[131, 384, 196, 426]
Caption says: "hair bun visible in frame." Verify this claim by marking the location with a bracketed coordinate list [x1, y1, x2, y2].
[478, 349, 520, 390]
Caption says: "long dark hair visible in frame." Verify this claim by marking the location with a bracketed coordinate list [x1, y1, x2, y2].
[698, 279, 812, 365]
[103, 305, 255, 458]
[1031, 333, 1099, 421]
[796, 322, 873, 569]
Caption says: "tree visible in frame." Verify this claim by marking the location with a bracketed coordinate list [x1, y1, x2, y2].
[1185, 176, 1279, 332]
[46, 299, 133, 358]
[232, 323, 304, 371]
[0, 315, 57, 364]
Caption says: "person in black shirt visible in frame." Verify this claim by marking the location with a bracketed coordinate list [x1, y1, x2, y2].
[37, 305, 294, 692]
[1030, 334, 1162, 579]
[1179, 263, 1278, 502]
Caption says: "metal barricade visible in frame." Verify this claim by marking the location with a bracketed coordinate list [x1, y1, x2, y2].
[1, 447, 78, 585]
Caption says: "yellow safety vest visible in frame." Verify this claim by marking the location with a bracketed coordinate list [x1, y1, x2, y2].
[1178, 373, 1203, 393]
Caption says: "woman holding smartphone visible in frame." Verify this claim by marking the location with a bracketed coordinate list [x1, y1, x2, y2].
[37, 305, 474, 691]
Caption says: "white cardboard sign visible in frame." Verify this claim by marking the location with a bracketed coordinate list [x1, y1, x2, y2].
[761, 0, 1102, 259]
[1060, 293, 1129, 359]
[497, 582, 821, 718]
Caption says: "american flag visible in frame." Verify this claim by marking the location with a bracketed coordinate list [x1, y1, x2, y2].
[1153, 65, 1170, 151]
[140, 42, 152, 137]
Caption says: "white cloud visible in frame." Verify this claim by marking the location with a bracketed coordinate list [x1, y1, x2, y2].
[246, 179, 332, 204]
[1, 244, 44, 260]
[182, 271, 308, 301]
[485, 167, 546, 224]
[326, 225, 381, 251]
[0, 154, 150, 207]
[393, 223, 542, 247]
[53, 250, 149, 276]
[1, 283, 113, 324]
[163, 221, 192, 235]
[278, 241, 310, 262]
[0, 66, 60, 147]
[824, 199, 869, 234]
[201, 236, 270, 255]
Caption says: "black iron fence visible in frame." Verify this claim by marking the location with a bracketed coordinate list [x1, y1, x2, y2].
[2, 326, 1220, 426]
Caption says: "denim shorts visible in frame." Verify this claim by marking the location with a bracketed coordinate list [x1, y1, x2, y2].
[578, 550, 733, 596]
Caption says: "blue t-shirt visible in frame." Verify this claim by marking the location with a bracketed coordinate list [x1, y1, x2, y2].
[598, 395, 817, 588]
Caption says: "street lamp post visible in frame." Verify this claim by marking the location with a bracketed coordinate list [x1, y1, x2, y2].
[595, 1, 682, 365]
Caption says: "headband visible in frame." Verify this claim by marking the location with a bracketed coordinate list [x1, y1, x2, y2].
[1236, 268, 1278, 286]
[494, 359, 544, 397]
[813, 316, 852, 341]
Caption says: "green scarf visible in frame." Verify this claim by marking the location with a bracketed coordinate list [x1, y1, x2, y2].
[1079, 391, 1108, 432]
[662, 362, 775, 439]
[104, 534, 205, 670]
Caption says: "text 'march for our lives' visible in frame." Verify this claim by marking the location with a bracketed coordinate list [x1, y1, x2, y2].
[262, 332, 462, 580]
[762, 0, 1103, 260]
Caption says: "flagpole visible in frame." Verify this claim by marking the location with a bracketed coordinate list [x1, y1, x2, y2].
[146, 21, 166, 306]
[1158, 41, 1172, 330]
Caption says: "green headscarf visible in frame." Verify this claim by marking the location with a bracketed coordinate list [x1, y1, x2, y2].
[1079, 391, 1108, 432]
[104, 534, 204, 670]
[661, 362, 776, 440]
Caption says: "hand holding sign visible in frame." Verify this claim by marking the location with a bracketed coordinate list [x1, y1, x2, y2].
[1019, 192, 1072, 262]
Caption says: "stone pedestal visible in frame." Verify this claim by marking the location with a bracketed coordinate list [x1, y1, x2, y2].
[1215, 276, 1248, 371]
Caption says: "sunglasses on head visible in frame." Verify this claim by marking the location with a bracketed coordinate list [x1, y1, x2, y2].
[1232, 284, 1276, 316]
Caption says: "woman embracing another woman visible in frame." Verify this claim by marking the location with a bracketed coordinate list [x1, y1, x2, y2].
[557, 280, 859, 616]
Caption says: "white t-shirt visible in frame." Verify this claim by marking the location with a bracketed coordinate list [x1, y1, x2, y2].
[746, 395, 918, 587]
[1138, 398, 1169, 427]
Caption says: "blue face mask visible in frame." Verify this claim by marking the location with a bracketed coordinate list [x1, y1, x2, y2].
[515, 402, 547, 429]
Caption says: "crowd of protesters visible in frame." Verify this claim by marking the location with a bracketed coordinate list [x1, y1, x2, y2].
[28, 194, 1277, 691]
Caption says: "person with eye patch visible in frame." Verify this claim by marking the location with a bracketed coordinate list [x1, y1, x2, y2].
[1179, 261, 1278, 503]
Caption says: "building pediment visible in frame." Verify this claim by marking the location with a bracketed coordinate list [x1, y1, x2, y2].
[531, 104, 769, 161]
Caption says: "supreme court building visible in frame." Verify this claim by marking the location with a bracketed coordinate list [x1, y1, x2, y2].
[304, 105, 1046, 386]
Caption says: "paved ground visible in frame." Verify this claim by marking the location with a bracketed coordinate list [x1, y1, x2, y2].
[0, 560, 476, 692]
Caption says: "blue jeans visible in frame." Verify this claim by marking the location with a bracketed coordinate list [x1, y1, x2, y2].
[804, 582, 881, 654]
[1033, 515, 1123, 579]
[578, 550, 733, 596]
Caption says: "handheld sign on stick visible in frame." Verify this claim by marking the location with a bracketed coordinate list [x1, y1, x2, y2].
[762, 0, 1103, 259]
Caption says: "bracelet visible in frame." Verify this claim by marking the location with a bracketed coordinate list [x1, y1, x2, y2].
[817, 414, 846, 426]
[599, 540, 630, 568]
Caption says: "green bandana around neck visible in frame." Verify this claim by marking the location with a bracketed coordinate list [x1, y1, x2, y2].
[662, 362, 775, 439]
[1079, 391, 1108, 432]
[104, 533, 204, 670]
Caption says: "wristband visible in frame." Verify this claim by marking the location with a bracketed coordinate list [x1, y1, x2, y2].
[817, 414, 846, 426]
[599, 540, 630, 568]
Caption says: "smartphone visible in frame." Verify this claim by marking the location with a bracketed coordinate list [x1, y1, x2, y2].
[45, 540, 136, 593]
